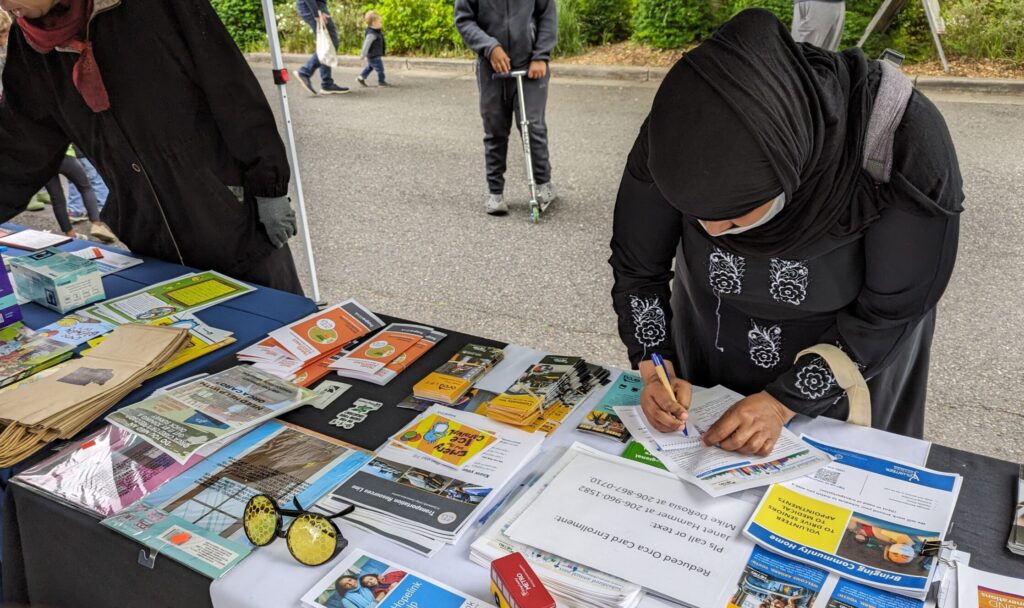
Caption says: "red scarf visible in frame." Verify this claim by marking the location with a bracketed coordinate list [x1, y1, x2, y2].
[18, 0, 110, 112]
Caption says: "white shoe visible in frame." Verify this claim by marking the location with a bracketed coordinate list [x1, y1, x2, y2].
[485, 193, 508, 216]
[536, 182, 557, 211]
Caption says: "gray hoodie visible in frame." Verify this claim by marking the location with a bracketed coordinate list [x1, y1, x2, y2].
[454, 0, 558, 68]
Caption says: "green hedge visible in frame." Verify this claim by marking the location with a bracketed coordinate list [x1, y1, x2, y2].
[210, 0, 268, 51]
[632, 0, 715, 49]
[578, 0, 634, 45]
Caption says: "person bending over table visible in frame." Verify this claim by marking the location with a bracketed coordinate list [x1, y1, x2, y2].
[0, 0, 302, 293]
[609, 9, 963, 454]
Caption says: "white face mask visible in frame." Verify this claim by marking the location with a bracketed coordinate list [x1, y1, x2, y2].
[699, 192, 787, 237]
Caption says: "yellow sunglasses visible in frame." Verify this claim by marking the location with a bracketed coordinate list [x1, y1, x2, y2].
[242, 494, 355, 566]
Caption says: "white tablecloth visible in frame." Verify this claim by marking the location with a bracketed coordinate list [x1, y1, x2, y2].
[210, 346, 931, 608]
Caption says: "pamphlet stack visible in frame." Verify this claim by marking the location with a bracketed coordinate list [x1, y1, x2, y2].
[412, 343, 505, 404]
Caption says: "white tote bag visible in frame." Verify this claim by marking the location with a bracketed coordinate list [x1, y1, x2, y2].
[316, 20, 338, 67]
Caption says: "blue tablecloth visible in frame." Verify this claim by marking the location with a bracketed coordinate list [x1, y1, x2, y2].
[0, 225, 319, 478]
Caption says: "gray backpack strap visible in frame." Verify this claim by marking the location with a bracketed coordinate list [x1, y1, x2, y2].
[862, 60, 914, 184]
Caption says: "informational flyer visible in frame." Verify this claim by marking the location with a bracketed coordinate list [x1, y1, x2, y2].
[391, 410, 500, 468]
[70, 247, 143, 275]
[744, 436, 962, 598]
[576, 371, 641, 442]
[301, 550, 487, 608]
[504, 445, 756, 607]
[615, 386, 832, 497]
[106, 366, 313, 463]
[33, 313, 114, 347]
[957, 565, 1024, 608]
[84, 271, 253, 324]
[268, 299, 384, 363]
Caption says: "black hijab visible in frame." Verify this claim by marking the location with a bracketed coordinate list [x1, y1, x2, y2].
[647, 9, 880, 257]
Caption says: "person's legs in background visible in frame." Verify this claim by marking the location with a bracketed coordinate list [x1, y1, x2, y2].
[297, 9, 323, 94]
[371, 56, 388, 85]
[476, 60, 514, 215]
[56, 157, 116, 243]
[44, 175, 73, 235]
[67, 156, 108, 221]
[791, 1, 846, 52]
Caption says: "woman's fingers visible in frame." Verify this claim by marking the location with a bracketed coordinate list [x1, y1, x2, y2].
[641, 385, 686, 432]
[672, 379, 692, 410]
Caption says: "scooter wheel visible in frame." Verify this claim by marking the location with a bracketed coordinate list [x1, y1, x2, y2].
[531, 206, 540, 223]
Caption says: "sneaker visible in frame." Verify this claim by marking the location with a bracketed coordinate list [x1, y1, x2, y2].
[26, 199, 45, 212]
[321, 83, 350, 95]
[89, 222, 117, 244]
[35, 191, 51, 205]
[536, 182, 558, 212]
[356, 76, 368, 87]
[297, 72, 318, 95]
[485, 193, 508, 216]
[378, 81, 393, 87]
[69, 212, 89, 223]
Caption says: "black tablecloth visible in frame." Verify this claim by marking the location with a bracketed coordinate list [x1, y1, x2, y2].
[2, 313, 1020, 606]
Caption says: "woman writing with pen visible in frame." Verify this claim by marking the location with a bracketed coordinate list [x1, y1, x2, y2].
[609, 10, 963, 455]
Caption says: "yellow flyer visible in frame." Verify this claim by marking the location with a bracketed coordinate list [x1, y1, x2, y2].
[393, 413, 499, 468]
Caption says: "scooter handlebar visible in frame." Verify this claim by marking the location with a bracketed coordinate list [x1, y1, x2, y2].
[491, 70, 528, 80]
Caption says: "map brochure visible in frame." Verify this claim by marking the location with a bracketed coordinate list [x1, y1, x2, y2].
[576, 371, 642, 442]
[106, 365, 313, 463]
[101, 420, 371, 579]
[83, 271, 254, 325]
[301, 549, 488, 608]
[744, 436, 962, 598]
[268, 299, 384, 364]
[615, 385, 832, 497]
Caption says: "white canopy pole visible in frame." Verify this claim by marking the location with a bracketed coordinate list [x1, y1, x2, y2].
[259, 0, 323, 303]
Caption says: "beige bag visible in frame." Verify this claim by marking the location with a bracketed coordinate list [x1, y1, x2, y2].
[795, 344, 871, 427]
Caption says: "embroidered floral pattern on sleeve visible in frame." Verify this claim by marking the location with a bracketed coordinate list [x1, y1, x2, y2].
[747, 320, 782, 369]
[629, 294, 667, 349]
[795, 356, 837, 399]
[769, 258, 809, 305]
[709, 248, 746, 295]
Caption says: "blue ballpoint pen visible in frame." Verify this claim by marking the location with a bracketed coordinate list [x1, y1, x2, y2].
[650, 353, 688, 436]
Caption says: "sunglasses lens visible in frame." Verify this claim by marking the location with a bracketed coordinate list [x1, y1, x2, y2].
[286, 513, 338, 566]
[243, 494, 278, 547]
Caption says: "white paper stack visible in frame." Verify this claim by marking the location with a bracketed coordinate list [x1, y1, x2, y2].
[315, 407, 543, 556]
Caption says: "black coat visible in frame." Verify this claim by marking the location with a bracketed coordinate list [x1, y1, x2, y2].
[0, 0, 289, 277]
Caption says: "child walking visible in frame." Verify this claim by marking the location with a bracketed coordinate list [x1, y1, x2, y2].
[357, 11, 389, 87]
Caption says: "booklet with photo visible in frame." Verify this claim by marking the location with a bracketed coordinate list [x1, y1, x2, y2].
[744, 436, 962, 598]
[412, 344, 505, 404]
[84, 271, 253, 325]
[102, 420, 371, 579]
[106, 365, 313, 463]
[301, 550, 488, 608]
[615, 385, 832, 497]
[576, 371, 641, 442]
[70, 247, 143, 275]
[34, 314, 115, 347]
[0, 324, 76, 389]
[396, 388, 497, 413]
[268, 299, 384, 364]
[956, 564, 1024, 608]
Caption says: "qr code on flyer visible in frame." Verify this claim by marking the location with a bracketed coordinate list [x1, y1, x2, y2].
[812, 467, 841, 485]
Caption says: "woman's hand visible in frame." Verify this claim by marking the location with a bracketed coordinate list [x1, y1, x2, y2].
[639, 360, 691, 432]
[701, 391, 795, 456]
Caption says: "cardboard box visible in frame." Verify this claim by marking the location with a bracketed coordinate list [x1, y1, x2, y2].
[0, 270, 23, 329]
[9, 248, 105, 313]
[490, 552, 557, 608]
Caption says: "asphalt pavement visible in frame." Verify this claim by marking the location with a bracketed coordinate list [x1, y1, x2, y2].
[11, 65, 1023, 462]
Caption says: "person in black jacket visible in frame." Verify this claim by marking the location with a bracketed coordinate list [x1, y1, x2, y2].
[609, 10, 963, 452]
[0, 0, 303, 294]
[455, 0, 558, 216]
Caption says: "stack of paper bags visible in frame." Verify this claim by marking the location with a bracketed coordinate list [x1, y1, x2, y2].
[484, 355, 591, 426]
[0, 324, 189, 466]
[412, 343, 505, 404]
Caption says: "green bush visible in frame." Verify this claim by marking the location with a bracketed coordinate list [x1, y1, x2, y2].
[632, 0, 716, 49]
[555, 0, 588, 56]
[943, 0, 1024, 64]
[577, 0, 634, 45]
[364, 0, 464, 55]
[210, 0, 268, 51]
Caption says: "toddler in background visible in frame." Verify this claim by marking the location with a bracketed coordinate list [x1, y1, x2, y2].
[357, 11, 389, 87]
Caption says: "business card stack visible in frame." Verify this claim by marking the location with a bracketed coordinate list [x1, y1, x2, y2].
[412, 344, 505, 404]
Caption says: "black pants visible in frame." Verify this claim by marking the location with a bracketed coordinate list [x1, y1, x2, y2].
[44, 156, 100, 233]
[238, 245, 305, 296]
[476, 59, 551, 194]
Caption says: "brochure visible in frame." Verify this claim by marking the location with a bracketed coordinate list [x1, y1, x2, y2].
[744, 436, 962, 598]
[316, 406, 543, 555]
[956, 565, 1024, 608]
[103, 420, 371, 579]
[0, 228, 71, 251]
[470, 445, 645, 608]
[84, 271, 253, 325]
[620, 441, 667, 470]
[0, 323, 76, 389]
[12, 424, 215, 517]
[268, 299, 384, 363]
[504, 443, 757, 607]
[396, 388, 498, 413]
[106, 365, 313, 463]
[34, 313, 115, 347]
[70, 247, 143, 275]
[301, 550, 488, 608]
[576, 371, 642, 442]
[412, 344, 506, 404]
[1010, 464, 1023, 556]
[391, 411, 500, 468]
[615, 385, 832, 497]
[330, 323, 442, 384]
